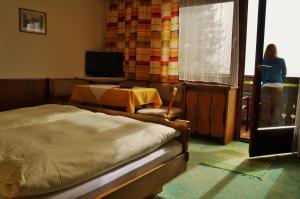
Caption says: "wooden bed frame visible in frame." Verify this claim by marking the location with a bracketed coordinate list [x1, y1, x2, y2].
[0, 78, 190, 199]
[83, 105, 189, 199]
[71, 104, 190, 199]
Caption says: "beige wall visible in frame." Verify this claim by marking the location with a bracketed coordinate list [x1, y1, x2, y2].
[0, 0, 107, 78]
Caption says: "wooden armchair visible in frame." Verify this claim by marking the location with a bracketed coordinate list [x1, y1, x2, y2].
[136, 86, 183, 120]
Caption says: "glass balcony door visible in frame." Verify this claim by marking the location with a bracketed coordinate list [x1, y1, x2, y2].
[249, 0, 300, 157]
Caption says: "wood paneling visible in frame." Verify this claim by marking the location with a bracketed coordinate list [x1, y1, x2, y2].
[197, 92, 211, 135]
[210, 93, 226, 138]
[186, 90, 198, 132]
[0, 78, 49, 111]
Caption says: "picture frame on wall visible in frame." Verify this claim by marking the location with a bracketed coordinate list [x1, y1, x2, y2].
[19, 8, 47, 35]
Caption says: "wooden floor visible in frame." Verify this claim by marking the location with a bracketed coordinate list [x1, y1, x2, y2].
[240, 124, 250, 140]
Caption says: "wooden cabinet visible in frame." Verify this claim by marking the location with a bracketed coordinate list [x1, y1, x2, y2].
[186, 83, 237, 144]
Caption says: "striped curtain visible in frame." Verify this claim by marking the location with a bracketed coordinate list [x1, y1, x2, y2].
[106, 0, 179, 82]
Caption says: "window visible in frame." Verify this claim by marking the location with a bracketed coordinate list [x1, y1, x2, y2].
[245, 0, 300, 77]
[179, 0, 239, 85]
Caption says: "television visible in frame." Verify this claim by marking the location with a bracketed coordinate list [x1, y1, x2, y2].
[85, 51, 124, 77]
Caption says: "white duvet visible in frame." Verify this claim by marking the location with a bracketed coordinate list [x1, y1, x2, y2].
[0, 105, 176, 198]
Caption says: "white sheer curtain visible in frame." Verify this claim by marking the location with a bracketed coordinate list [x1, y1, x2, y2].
[179, 0, 239, 85]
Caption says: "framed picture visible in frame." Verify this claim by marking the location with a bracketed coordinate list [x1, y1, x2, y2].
[19, 8, 47, 35]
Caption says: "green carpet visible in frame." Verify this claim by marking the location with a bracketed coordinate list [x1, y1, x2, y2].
[155, 137, 300, 199]
[198, 148, 271, 180]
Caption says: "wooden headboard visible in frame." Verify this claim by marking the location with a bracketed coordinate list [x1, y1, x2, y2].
[0, 78, 50, 111]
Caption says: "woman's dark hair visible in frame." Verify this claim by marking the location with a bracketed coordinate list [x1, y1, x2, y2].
[264, 44, 278, 59]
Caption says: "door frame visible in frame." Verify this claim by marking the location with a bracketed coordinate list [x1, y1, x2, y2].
[248, 0, 295, 157]
[235, 0, 262, 142]
[235, 0, 249, 141]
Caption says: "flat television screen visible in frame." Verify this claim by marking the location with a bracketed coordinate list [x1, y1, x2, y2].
[85, 51, 124, 77]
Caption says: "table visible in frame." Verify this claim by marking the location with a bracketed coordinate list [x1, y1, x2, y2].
[70, 85, 162, 114]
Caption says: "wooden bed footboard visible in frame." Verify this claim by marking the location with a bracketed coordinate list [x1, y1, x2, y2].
[72, 104, 190, 156]
[71, 104, 190, 199]
[97, 154, 187, 199]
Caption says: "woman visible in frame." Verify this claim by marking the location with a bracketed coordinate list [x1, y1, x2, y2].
[262, 44, 287, 87]
[260, 44, 287, 127]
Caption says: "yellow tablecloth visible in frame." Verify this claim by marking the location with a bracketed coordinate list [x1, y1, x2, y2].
[70, 85, 162, 114]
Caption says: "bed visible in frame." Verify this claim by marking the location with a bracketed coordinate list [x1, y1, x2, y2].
[0, 78, 189, 199]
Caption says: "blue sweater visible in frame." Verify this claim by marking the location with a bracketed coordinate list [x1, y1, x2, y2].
[262, 58, 287, 84]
